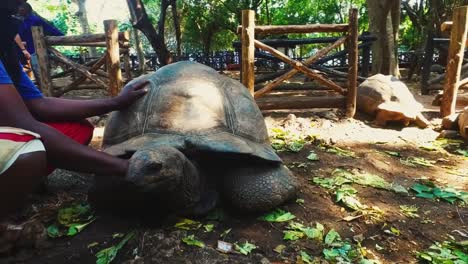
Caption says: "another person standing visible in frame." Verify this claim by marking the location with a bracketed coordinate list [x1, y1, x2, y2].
[16, 2, 64, 85]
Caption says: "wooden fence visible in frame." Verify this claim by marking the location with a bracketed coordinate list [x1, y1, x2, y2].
[32, 20, 132, 97]
[238, 9, 359, 117]
[436, 6, 468, 117]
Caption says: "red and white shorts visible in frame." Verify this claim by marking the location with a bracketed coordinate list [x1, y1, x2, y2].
[0, 121, 94, 175]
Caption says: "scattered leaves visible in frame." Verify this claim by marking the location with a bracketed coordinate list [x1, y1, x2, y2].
[416, 240, 468, 264]
[300, 251, 314, 264]
[235, 241, 257, 255]
[411, 182, 468, 203]
[274, 244, 286, 254]
[174, 218, 202, 230]
[47, 202, 96, 238]
[383, 150, 401, 157]
[259, 209, 296, 223]
[182, 235, 205, 248]
[220, 228, 232, 239]
[203, 224, 214, 233]
[307, 151, 320, 161]
[399, 205, 420, 218]
[319, 144, 356, 158]
[95, 231, 135, 264]
[400, 157, 435, 167]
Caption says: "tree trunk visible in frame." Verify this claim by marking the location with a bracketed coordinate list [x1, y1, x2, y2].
[126, 0, 172, 66]
[170, 0, 182, 57]
[75, 0, 97, 57]
[128, 4, 146, 73]
[366, 0, 400, 76]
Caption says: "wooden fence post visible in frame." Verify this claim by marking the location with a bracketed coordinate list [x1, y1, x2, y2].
[31, 26, 53, 96]
[104, 20, 122, 97]
[441, 6, 468, 117]
[241, 10, 255, 95]
[346, 8, 359, 118]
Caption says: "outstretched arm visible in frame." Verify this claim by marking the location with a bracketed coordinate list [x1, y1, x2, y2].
[0, 84, 128, 177]
[26, 80, 148, 122]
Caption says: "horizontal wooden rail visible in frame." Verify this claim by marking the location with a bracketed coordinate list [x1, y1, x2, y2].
[232, 35, 375, 48]
[46, 32, 129, 46]
[256, 96, 346, 110]
[237, 24, 349, 35]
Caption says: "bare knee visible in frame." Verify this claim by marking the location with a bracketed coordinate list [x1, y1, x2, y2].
[0, 152, 47, 217]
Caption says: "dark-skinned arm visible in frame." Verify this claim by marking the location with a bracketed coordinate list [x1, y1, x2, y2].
[25, 81, 148, 122]
[0, 84, 128, 177]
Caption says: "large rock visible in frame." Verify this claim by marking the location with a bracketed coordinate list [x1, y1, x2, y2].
[357, 74, 430, 128]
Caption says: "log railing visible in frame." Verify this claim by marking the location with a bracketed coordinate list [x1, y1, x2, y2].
[437, 6, 468, 117]
[32, 20, 132, 97]
[239, 8, 359, 118]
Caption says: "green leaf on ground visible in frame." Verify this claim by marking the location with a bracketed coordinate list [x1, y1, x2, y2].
[67, 219, 96, 236]
[296, 198, 305, 205]
[383, 151, 401, 157]
[324, 229, 341, 246]
[399, 205, 420, 218]
[411, 182, 468, 203]
[273, 244, 286, 254]
[203, 224, 214, 233]
[235, 241, 257, 255]
[288, 141, 305, 152]
[95, 231, 135, 264]
[283, 230, 305, 241]
[58, 203, 93, 226]
[174, 218, 202, 230]
[220, 228, 232, 239]
[182, 235, 205, 248]
[456, 149, 468, 157]
[307, 151, 320, 161]
[259, 209, 296, 222]
[400, 157, 435, 167]
[47, 202, 96, 238]
[300, 251, 314, 264]
[286, 222, 324, 241]
[320, 144, 356, 158]
[416, 241, 468, 263]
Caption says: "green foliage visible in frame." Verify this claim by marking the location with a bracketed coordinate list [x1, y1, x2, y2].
[259, 208, 296, 222]
[417, 241, 468, 264]
[234, 241, 257, 255]
[95, 232, 135, 264]
[182, 235, 205, 248]
[411, 182, 468, 204]
[47, 202, 96, 238]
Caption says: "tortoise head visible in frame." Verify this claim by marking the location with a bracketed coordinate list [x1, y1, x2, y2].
[126, 146, 199, 194]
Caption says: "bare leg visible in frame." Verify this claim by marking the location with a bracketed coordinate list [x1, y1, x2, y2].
[0, 152, 47, 217]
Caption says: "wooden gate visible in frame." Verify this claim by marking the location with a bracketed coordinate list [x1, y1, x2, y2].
[32, 20, 132, 97]
[239, 9, 358, 117]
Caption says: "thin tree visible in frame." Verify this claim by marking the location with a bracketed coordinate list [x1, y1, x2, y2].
[366, 0, 401, 76]
[126, 0, 181, 66]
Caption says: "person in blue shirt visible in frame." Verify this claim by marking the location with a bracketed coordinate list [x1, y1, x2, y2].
[0, 0, 150, 220]
[16, 2, 64, 85]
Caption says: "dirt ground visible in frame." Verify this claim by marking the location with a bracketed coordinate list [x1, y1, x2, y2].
[1, 77, 467, 264]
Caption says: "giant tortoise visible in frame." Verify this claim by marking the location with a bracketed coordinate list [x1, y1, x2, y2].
[94, 61, 298, 215]
[357, 74, 430, 128]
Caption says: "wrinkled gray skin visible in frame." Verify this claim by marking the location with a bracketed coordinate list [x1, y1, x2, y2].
[97, 61, 298, 214]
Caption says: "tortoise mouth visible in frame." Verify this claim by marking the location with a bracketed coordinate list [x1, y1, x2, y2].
[103, 131, 283, 163]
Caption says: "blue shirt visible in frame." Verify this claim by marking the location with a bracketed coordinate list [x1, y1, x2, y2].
[18, 15, 64, 54]
[0, 60, 43, 100]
